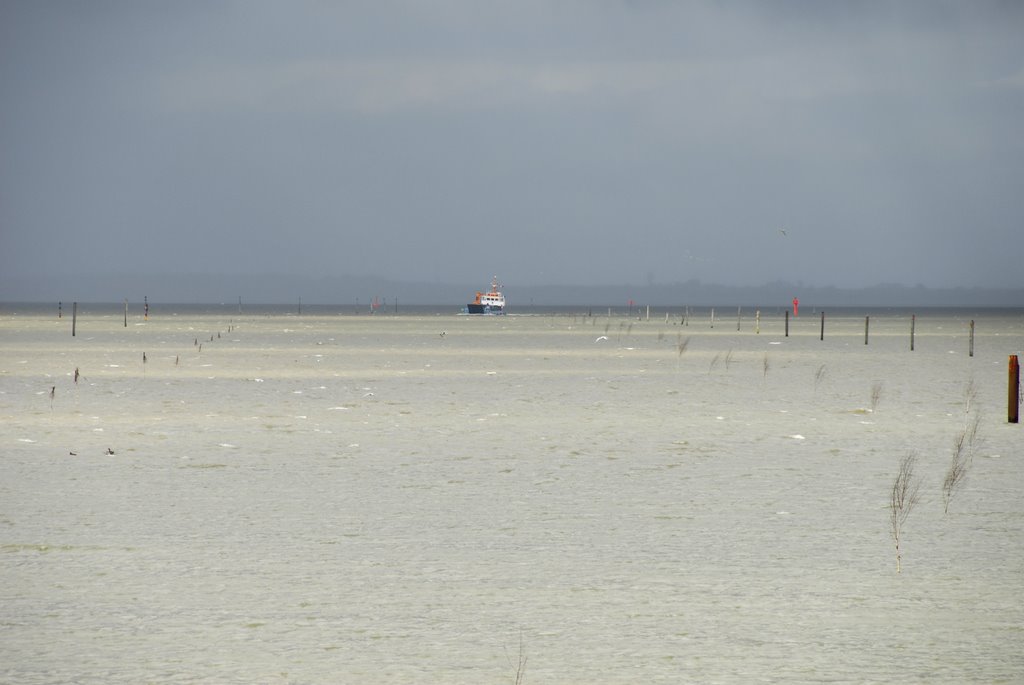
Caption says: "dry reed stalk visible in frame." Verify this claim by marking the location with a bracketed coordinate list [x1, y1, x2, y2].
[708, 352, 721, 374]
[964, 378, 977, 414]
[505, 632, 527, 685]
[870, 382, 883, 412]
[890, 453, 921, 573]
[943, 413, 980, 514]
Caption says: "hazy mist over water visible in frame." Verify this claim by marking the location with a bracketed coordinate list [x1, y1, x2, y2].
[2, 306, 1023, 683]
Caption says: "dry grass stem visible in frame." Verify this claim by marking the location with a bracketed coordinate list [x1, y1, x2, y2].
[505, 632, 527, 685]
[943, 413, 980, 514]
[964, 378, 977, 414]
[676, 334, 690, 356]
[870, 382, 883, 412]
[890, 452, 921, 573]
[708, 352, 721, 374]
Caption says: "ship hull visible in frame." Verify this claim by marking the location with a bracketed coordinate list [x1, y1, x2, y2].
[465, 303, 504, 315]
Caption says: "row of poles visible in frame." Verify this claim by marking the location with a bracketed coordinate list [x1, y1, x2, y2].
[767, 310, 969, 354]
[782, 309, 1016, 424]
[58, 300, 1022, 423]
[61, 297, 149, 335]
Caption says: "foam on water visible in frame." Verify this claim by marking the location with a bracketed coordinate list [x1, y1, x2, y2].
[1, 306, 1023, 683]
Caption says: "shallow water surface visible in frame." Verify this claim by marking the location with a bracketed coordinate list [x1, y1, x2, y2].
[2, 306, 1023, 683]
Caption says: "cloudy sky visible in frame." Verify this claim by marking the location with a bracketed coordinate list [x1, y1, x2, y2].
[2, 1, 1022, 294]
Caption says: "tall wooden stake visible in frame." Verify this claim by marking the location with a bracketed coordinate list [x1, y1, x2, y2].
[1010, 355, 1020, 424]
[910, 314, 915, 351]
[969, 320, 975, 357]
[865, 315, 870, 345]
[124, 299, 128, 327]
[820, 311, 825, 341]
[72, 302, 77, 337]
[785, 309, 789, 337]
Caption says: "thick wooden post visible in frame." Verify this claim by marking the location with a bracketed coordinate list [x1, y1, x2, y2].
[1010, 355, 1020, 424]
[820, 311, 825, 341]
[72, 302, 77, 337]
[969, 320, 975, 357]
[124, 299, 128, 327]
[865, 315, 870, 345]
[785, 310, 789, 337]
[910, 314, 915, 351]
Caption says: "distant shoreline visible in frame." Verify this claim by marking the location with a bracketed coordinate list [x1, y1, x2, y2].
[2, 274, 1023, 309]
[2, 302, 1022, 318]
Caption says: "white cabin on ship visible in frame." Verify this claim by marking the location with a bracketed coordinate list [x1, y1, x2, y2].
[465, 276, 505, 314]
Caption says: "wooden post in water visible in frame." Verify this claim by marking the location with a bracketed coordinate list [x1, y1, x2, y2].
[820, 311, 825, 341]
[910, 314, 916, 351]
[72, 302, 77, 337]
[124, 299, 128, 327]
[865, 316, 870, 345]
[785, 310, 789, 337]
[1010, 355, 1020, 424]
[969, 320, 975, 357]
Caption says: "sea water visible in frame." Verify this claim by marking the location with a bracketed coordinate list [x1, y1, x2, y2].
[2, 304, 1023, 684]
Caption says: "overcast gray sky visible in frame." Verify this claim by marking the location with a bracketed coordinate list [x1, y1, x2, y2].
[2, 1, 1022, 293]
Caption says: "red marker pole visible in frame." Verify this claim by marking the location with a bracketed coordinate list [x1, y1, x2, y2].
[792, 297, 799, 317]
[1010, 355, 1020, 424]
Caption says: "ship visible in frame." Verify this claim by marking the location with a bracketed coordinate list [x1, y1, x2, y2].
[464, 276, 506, 315]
